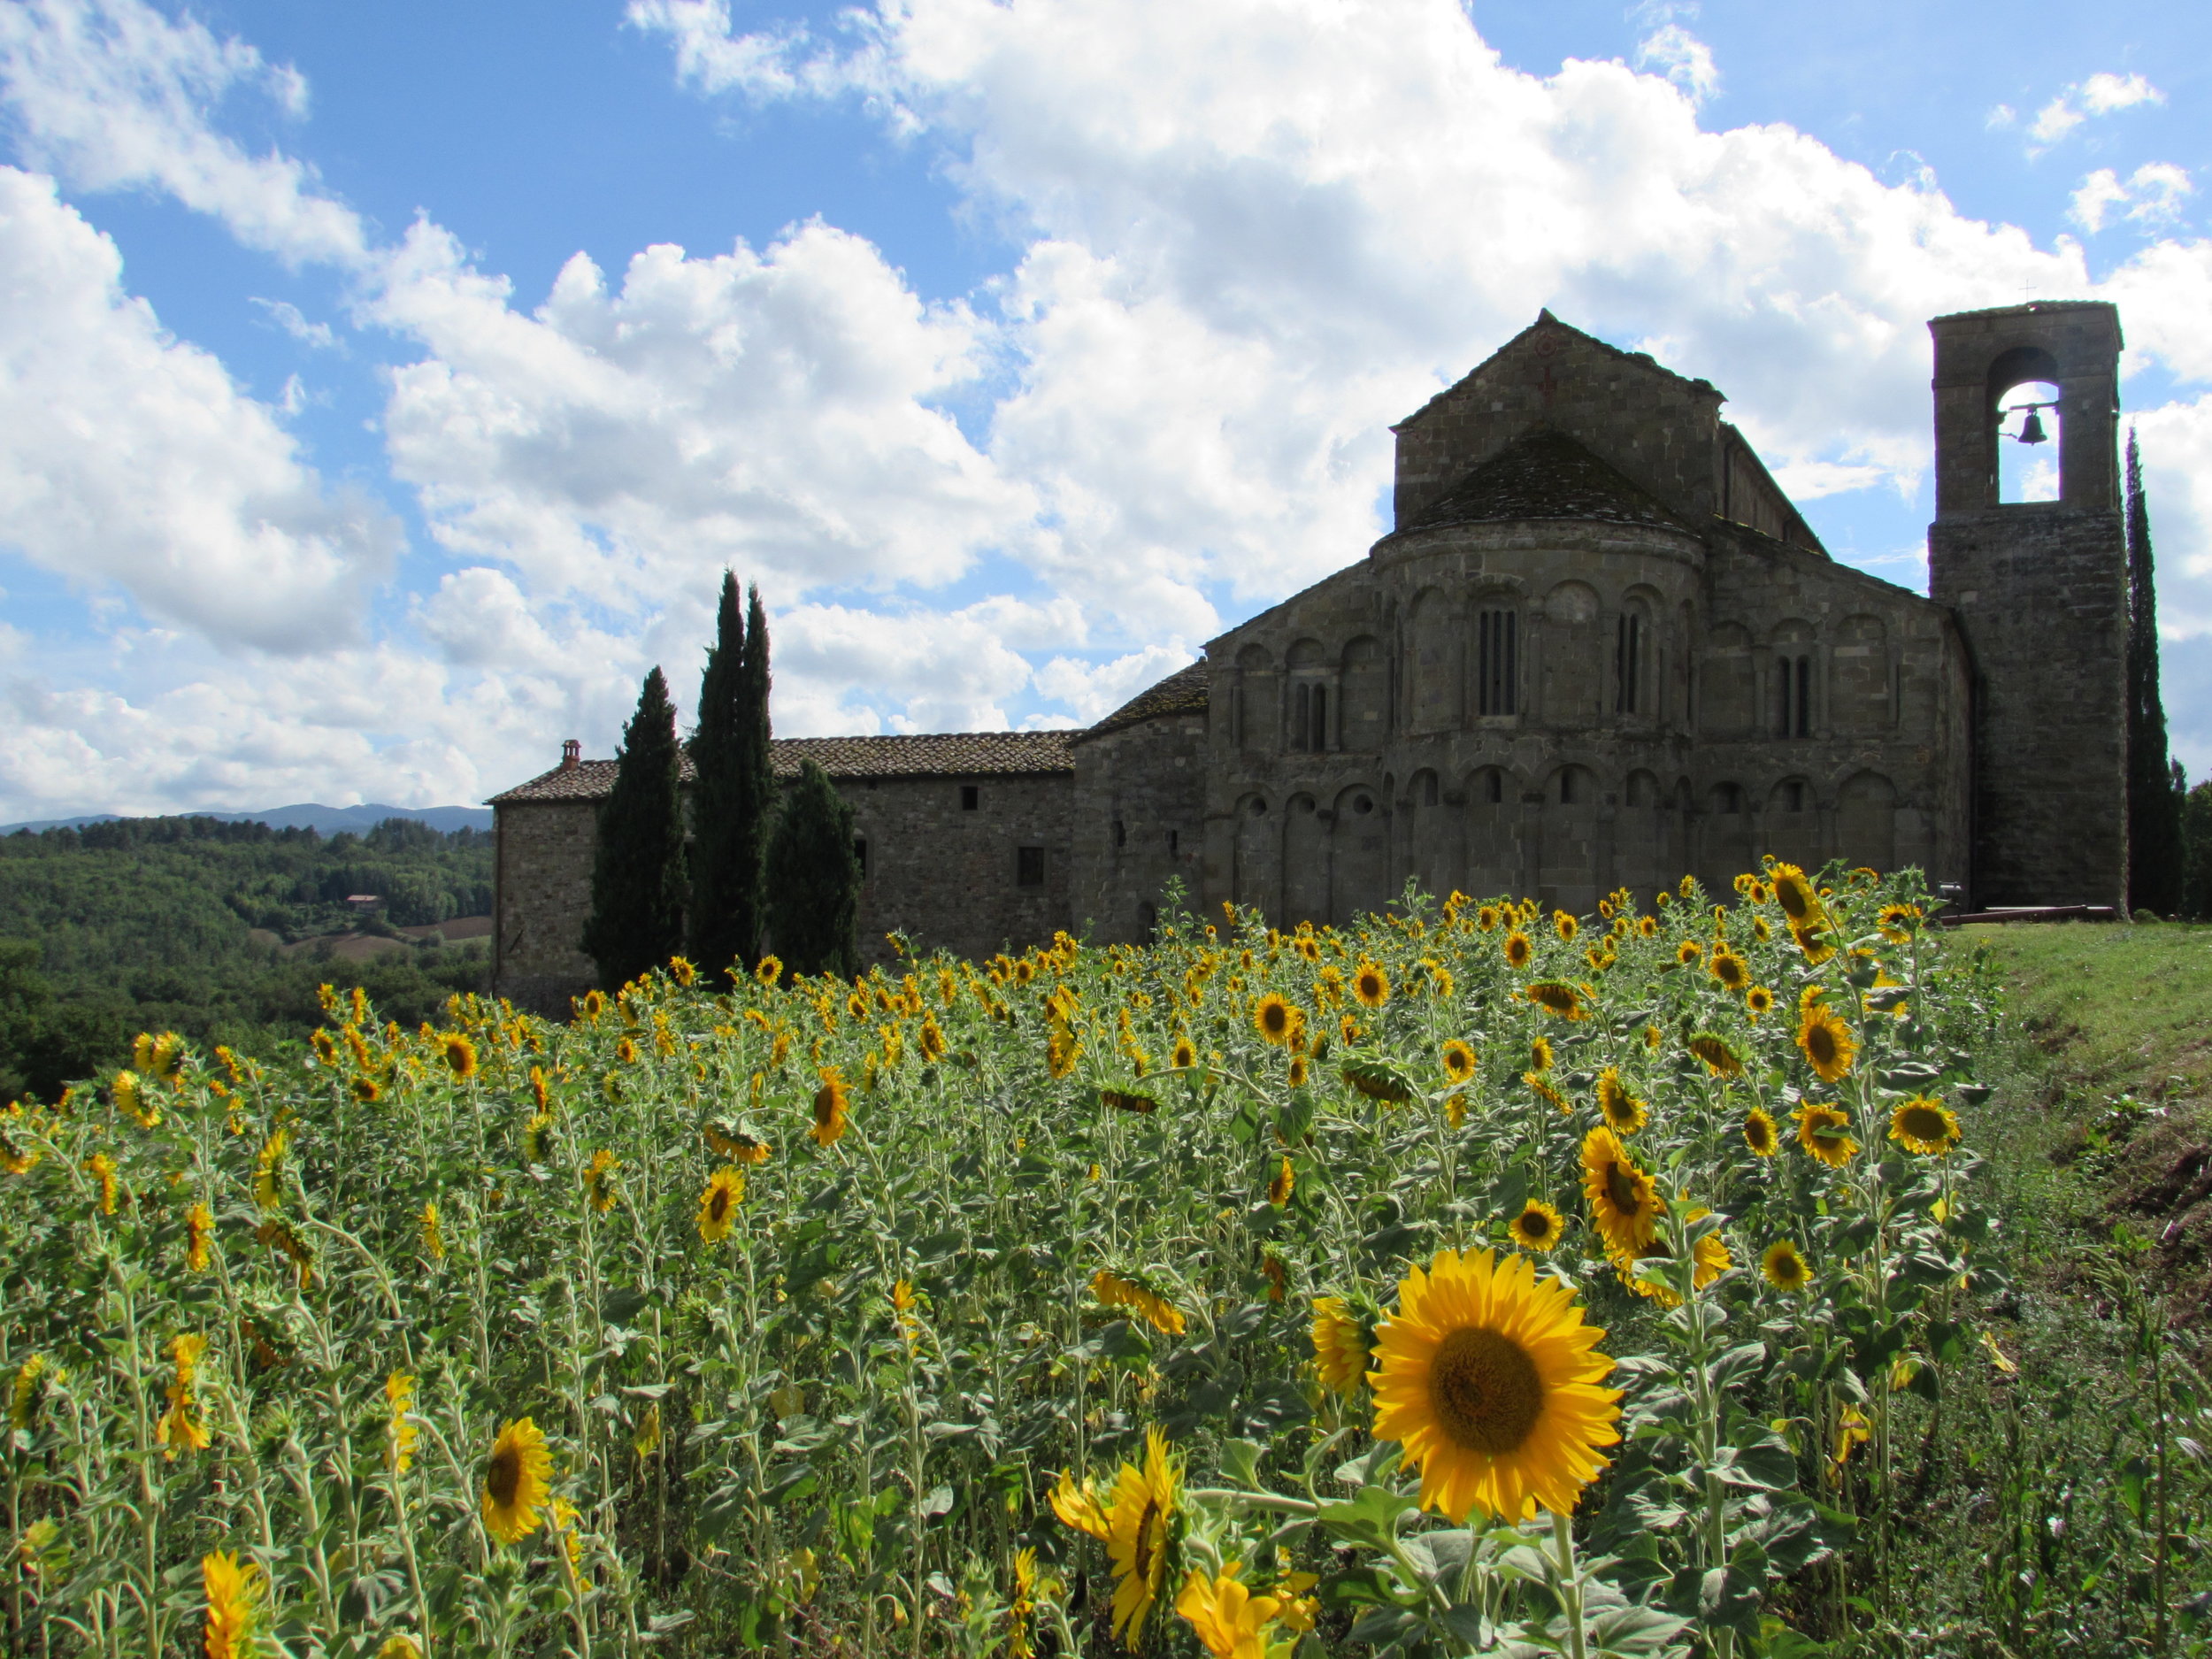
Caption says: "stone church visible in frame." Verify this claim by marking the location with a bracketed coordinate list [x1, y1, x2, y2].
[489, 301, 2131, 1007]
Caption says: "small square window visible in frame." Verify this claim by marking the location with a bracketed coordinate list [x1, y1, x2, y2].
[1016, 846, 1046, 887]
[961, 785, 979, 810]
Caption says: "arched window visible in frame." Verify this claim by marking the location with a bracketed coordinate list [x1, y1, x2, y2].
[1615, 608, 1645, 714]
[1990, 346, 2062, 505]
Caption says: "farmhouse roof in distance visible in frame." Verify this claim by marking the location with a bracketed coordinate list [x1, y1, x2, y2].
[488, 729, 1077, 804]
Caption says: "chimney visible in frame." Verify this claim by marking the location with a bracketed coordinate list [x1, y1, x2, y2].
[560, 738, 581, 771]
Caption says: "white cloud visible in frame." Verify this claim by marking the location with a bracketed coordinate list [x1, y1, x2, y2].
[2027, 71, 2162, 150]
[1034, 641, 1197, 723]
[0, 0, 367, 267]
[365, 216, 1033, 611]
[251, 297, 339, 349]
[0, 167, 398, 653]
[2071, 163, 2193, 233]
[1634, 25, 1720, 106]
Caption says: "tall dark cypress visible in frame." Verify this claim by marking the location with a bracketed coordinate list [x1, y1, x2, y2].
[688, 573, 751, 978]
[736, 583, 775, 955]
[2124, 429, 2185, 913]
[582, 668, 688, 988]
[764, 759, 860, 979]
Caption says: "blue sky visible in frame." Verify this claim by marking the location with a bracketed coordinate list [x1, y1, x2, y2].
[0, 0, 2208, 818]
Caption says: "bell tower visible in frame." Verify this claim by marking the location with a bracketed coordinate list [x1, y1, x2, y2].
[1926, 300, 2128, 908]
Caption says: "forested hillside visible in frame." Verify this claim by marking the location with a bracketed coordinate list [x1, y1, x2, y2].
[0, 814, 493, 1102]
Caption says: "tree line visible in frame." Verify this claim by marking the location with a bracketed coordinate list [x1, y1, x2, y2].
[583, 574, 863, 991]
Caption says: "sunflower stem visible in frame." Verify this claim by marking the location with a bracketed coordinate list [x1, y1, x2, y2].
[1550, 1509, 1586, 1659]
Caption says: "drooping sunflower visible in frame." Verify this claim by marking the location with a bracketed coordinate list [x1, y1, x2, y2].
[1352, 962, 1390, 1009]
[810, 1069, 850, 1147]
[1686, 1033, 1745, 1079]
[387, 1371, 419, 1472]
[1502, 930, 1533, 970]
[1252, 994, 1296, 1046]
[1529, 1034, 1555, 1072]
[1524, 1071, 1571, 1116]
[696, 1167, 745, 1243]
[1889, 1096, 1962, 1156]
[1104, 1427, 1183, 1642]
[112, 1070, 158, 1129]
[1440, 1040, 1477, 1086]
[1507, 1200, 1564, 1252]
[87, 1151, 119, 1217]
[1341, 1055, 1416, 1103]
[1745, 985, 1775, 1020]
[1176, 1565, 1284, 1659]
[252, 1127, 288, 1211]
[442, 1033, 478, 1081]
[1595, 1069, 1647, 1134]
[1578, 1127, 1659, 1262]
[1268, 1156, 1294, 1208]
[1793, 1102, 1859, 1168]
[185, 1202, 213, 1272]
[482, 1417, 553, 1544]
[704, 1121, 772, 1164]
[1761, 1240, 1810, 1294]
[1709, 950, 1750, 992]
[1311, 1296, 1371, 1397]
[1368, 1248, 1622, 1523]
[1524, 981, 1587, 1021]
[202, 1551, 264, 1659]
[1093, 1269, 1187, 1336]
[1742, 1107, 1780, 1156]
[1795, 1006, 1856, 1083]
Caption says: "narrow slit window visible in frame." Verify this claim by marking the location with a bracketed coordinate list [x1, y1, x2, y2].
[1478, 609, 1518, 716]
[1615, 612, 1643, 714]
[1310, 686, 1327, 751]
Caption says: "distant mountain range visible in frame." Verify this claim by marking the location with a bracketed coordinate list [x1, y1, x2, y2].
[2, 803, 495, 836]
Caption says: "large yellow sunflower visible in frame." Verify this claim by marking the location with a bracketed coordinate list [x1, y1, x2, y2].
[1502, 931, 1533, 970]
[697, 1167, 745, 1242]
[482, 1417, 552, 1544]
[1744, 985, 1775, 1021]
[1252, 994, 1296, 1046]
[1709, 950, 1750, 992]
[1793, 1103, 1859, 1168]
[1578, 1127, 1659, 1262]
[1368, 1248, 1621, 1523]
[1761, 1240, 1810, 1294]
[1769, 864, 1821, 926]
[1105, 1426, 1182, 1642]
[1553, 910, 1578, 942]
[1310, 1296, 1371, 1397]
[1795, 1007, 1856, 1083]
[1888, 1096, 1962, 1156]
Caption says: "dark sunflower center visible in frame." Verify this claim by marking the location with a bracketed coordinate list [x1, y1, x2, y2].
[1604, 1163, 1643, 1217]
[1132, 1499, 1163, 1583]
[1519, 1212, 1553, 1241]
[1262, 1003, 1288, 1035]
[1807, 1028, 1837, 1064]
[1429, 1326, 1545, 1455]
[1748, 1121, 1772, 1149]
[487, 1447, 521, 1509]
[1901, 1107, 1947, 1141]
[710, 1189, 731, 1223]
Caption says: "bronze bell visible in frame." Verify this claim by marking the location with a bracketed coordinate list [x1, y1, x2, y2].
[2017, 409, 2048, 445]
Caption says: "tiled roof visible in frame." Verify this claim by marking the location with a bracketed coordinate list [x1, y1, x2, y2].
[489, 731, 1073, 804]
[1072, 660, 1210, 744]
[1393, 426, 1693, 537]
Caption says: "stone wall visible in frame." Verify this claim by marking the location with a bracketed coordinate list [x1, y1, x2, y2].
[844, 772, 1074, 966]
[1070, 712, 1209, 943]
[492, 799, 599, 1015]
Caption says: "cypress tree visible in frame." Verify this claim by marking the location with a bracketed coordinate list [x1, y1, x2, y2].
[2124, 429, 2185, 914]
[687, 573, 773, 980]
[764, 759, 860, 979]
[582, 668, 687, 988]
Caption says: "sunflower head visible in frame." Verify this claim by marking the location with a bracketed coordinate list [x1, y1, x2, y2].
[1524, 981, 1587, 1022]
[1311, 1295, 1372, 1397]
[442, 1034, 478, 1080]
[1503, 930, 1533, 969]
[1368, 1248, 1621, 1523]
[1596, 1069, 1647, 1133]
[1507, 1201, 1563, 1252]
[483, 1417, 553, 1544]
[1340, 1054, 1416, 1104]
[1352, 962, 1390, 1009]
[1745, 985, 1775, 1019]
[1529, 1034, 1554, 1072]
[1579, 1126, 1659, 1259]
[1790, 918, 1837, 965]
[1761, 1240, 1811, 1294]
[1441, 1040, 1477, 1085]
[1093, 1269, 1187, 1336]
[1686, 1033, 1745, 1079]
[1554, 911, 1578, 941]
[1793, 1102, 1859, 1168]
[1170, 1035, 1198, 1071]
[810, 1069, 850, 1146]
[201, 1551, 265, 1659]
[1889, 1096, 1962, 1156]
[697, 1167, 745, 1242]
[1742, 1107, 1779, 1156]
[1637, 915, 1659, 938]
[1709, 950, 1749, 991]
[1878, 902, 1923, 944]
[1770, 864, 1820, 924]
[1176, 1566, 1285, 1659]
[1105, 1427, 1183, 1641]
[1796, 1007, 1856, 1083]
[1476, 905, 1502, 932]
[1268, 1156, 1295, 1207]
[1617, 1215, 1731, 1309]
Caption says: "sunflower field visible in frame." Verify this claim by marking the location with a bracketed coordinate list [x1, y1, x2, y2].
[1, 864, 2052, 1659]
